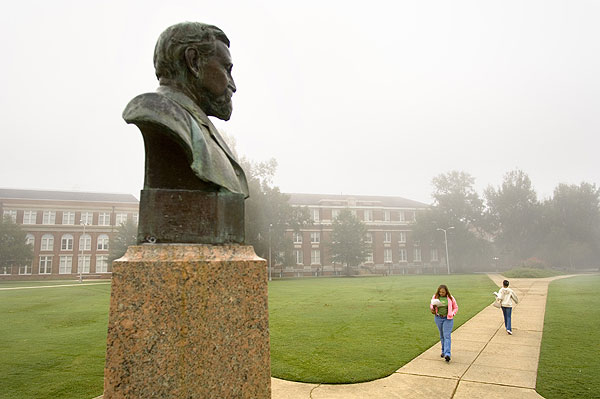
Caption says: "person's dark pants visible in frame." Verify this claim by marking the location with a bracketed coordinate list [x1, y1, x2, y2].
[501, 306, 512, 331]
[434, 315, 454, 357]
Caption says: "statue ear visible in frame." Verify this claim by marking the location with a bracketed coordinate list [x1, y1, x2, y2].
[184, 47, 201, 78]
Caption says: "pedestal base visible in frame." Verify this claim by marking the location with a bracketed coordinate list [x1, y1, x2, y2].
[103, 244, 271, 398]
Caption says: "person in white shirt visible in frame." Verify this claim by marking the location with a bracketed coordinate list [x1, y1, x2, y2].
[498, 280, 519, 334]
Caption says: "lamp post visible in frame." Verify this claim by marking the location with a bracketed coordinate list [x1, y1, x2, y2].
[268, 223, 272, 282]
[436, 227, 454, 275]
[79, 220, 88, 283]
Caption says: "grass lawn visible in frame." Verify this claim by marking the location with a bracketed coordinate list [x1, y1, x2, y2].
[0, 283, 110, 399]
[269, 274, 497, 383]
[537, 275, 600, 399]
[503, 267, 562, 278]
[0, 274, 496, 397]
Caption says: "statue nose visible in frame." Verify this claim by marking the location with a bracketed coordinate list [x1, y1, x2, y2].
[229, 78, 237, 93]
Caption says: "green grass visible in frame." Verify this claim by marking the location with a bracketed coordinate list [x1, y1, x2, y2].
[0, 284, 110, 399]
[0, 274, 497, 397]
[503, 267, 562, 278]
[537, 275, 600, 399]
[269, 274, 497, 383]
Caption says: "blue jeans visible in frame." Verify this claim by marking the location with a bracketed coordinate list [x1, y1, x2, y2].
[435, 315, 454, 357]
[501, 306, 512, 331]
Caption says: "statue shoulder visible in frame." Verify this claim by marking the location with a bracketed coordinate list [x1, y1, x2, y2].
[123, 92, 194, 152]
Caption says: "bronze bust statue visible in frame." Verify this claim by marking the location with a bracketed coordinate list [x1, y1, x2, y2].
[123, 22, 247, 244]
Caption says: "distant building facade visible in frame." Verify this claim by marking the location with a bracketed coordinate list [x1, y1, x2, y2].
[277, 193, 445, 277]
[0, 188, 139, 280]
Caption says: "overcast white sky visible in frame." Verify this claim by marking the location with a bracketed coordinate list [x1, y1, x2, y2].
[1, 0, 598, 204]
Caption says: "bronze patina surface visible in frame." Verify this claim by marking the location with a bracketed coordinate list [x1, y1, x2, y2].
[123, 22, 247, 244]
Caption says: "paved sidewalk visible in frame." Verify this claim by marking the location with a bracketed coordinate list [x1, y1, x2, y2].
[272, 274, 572, 399]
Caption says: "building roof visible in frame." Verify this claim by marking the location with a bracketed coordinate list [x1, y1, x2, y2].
[286, 193, 430, 208]
[0, 188, 139, 204]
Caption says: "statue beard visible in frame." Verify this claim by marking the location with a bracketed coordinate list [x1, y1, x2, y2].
[200, 91, 233, 121]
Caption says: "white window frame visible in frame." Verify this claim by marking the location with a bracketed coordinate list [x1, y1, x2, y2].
[414, 247, 422, 262]
[98, 212, 111, 226]
[310, 232, 320, 244]
[399, 211, 406, 222]
[96, 255, 109, 273]
[364, 209, 373, 222]
[365, 251, 373, 263]
[80, 212, 93, 225]
[132, 213, 139, 224]
[293, 232, 303, 244]
[25, 233, 35, 247]
[39, 256, 53, 274]
[0, 265, 10, 275]
[62, 211, 75, 225]
[41, 234, 54, 251]
[97, 234, 109, 250]
[42, 211, 56, 225]
[312, 208, 320, 222]
[384, 232, 392, 243]
[61, 234, 74, 251]
[399, 248, 407, 262]
[19, 263, 32, 275]
[399, 231, 407, 243]
[78, 255, 91, 274]
[311, 249, 321, 265]
[384, 210, 391, 222]
[384, 248, 393, 263]
[331, 209, 340, 220]
[23, 210, 37, 224]
[79, 234, 91, 251]
[294, 249, 303, 265]
[59, 255, 73, 274]
[3, 210, 17, 223]
[115, 212, 128, 225]
[430, 248, 439, 261]
[365, 232, 373, 243]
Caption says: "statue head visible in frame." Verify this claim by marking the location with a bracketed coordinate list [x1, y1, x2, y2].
[154, 22, 236, 120]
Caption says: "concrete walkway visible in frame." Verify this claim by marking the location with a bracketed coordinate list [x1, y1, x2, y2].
[272, 274, 572, 399]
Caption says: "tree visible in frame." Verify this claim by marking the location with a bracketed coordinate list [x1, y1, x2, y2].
[329, 209, 368, 275]
[0, 215, 33, 274]
[109, 219, 138, 262]
[242, 158, 311, 265]
[484, 170, 540, 266]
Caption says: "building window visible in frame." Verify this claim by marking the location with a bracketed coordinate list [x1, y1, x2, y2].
[79, 234, 91, 251]
[384, 248, 392, 263]
[19, 263, 32, 275]
[39, 256, 53, 274]
[41, 234, 54, 251]
[23, 210, 37, 224]
[116, 212, 128, 225]
[365, 232, 373, 243]
[0, 265, 10, 275]
[294, 249, 303, 265]
[25, 233, 35, 247]
[59, 256, 73, 274]
[399, 249, 407, 262]
[431, 248, 439, 261]
[42, 211, 56, 225]
[132, 213, 139, 224]
[331, 209, 340, 220]
[96, 255, 109, 273]
[3, 210, 17, 223]
[384, 232, 392, 243]
[384, 210, 391, 222]
[310, 232, 320, 244]
[78, 255, 91, 274]
[399, 211, 405, 222]
[293, 232, 302, 244]
[98, 212, 111, 226]
[62, 211, 75, 225]
[364, 209, 373, 222]
[97, 234, 109, 250]
[399, 231, 407, 243]
[414, 247, 422, 262]
[80, 212, 93, 225]
[312, 209, 320, 222]
[366, 251, 373, 263]
[311, 249, 321, 265]
[61, 234, 74, 251]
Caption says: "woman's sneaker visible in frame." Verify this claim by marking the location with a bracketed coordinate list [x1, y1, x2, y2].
[445, 355, 451, 362]
[507, 330, 513, 335]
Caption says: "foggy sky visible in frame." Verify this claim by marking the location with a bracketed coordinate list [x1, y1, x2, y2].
[1, 0, 598, 204]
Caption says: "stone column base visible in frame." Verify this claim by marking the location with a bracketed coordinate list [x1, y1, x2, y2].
[103, 244, 271, 398]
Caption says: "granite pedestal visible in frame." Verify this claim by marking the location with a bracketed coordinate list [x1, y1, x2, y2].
[103, 244, 271, 398]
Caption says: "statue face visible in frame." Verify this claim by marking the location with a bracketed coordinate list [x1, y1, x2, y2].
[197, 41, 236, 121]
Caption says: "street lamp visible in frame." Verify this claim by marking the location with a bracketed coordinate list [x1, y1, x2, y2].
[436, 227, 454, 275]
[268, 223, 272, 282]
[79, 220, 88, 283]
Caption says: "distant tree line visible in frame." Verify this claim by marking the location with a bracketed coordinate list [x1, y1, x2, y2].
[414, 170, 600, 272]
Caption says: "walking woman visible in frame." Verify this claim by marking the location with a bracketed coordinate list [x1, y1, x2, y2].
[498, 280, 519, 334]
[430, 284, 458, 362]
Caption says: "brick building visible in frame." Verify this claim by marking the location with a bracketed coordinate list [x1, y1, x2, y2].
[0, 188, 139, 280]
[277, 193, 444, 277]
